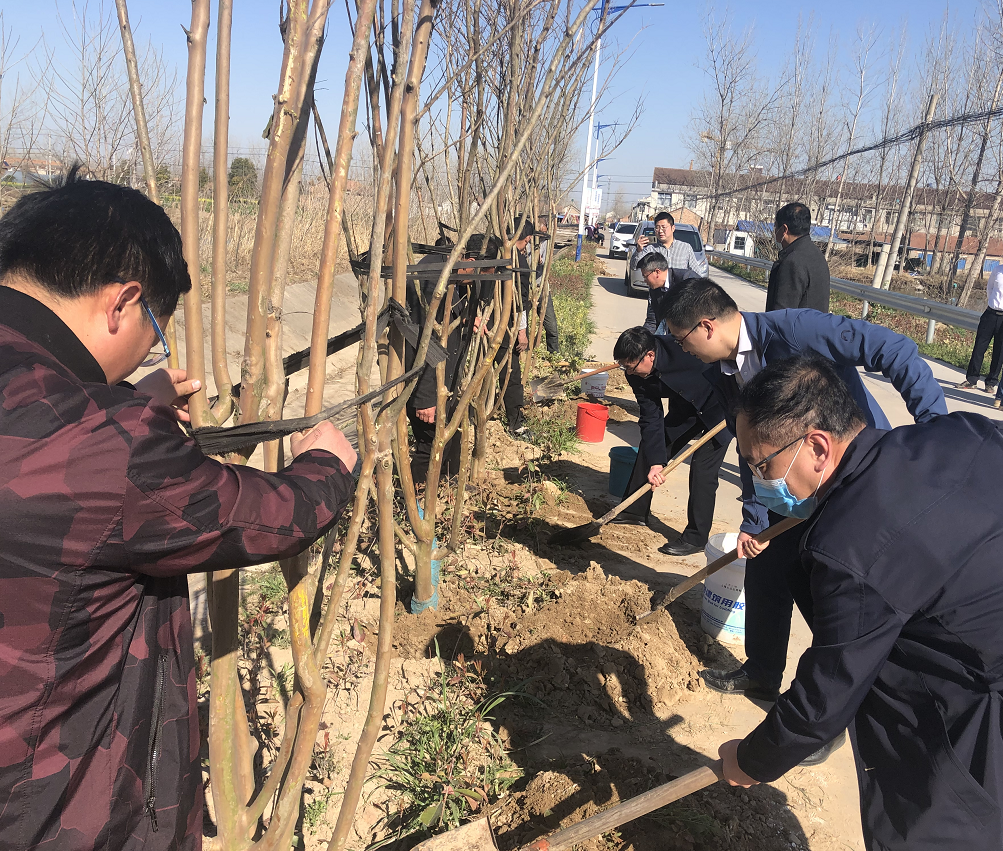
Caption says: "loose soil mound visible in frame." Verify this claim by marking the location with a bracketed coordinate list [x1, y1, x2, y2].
[490, 750, 810, 851]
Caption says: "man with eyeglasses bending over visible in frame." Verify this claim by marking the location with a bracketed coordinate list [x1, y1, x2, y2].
[611, 326, 730, 555]
[661, 277, 946, 766]
[0, 168, 357, 850]
[719, 354, 1003, 851]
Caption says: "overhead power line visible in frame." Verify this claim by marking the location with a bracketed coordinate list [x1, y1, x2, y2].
[686, 103, 1003, 204]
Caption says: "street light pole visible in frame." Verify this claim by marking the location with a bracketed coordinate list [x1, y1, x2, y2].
[575, 36, 602, 261]
[574, 2, 663, 260]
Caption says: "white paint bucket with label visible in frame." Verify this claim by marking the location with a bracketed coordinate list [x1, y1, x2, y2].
[580, 369, 609, 398]
[700, 532, 746, 645]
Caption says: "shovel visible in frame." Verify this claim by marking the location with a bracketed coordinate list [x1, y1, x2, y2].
[530, 363, 618, 403]
[547, 420, 727, 546]
[637, 515, 805, 623]
[412, 761, 723, 851]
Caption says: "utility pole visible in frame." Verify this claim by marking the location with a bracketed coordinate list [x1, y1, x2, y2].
[575, 36, 601, 261]
[875, 93, 938, 290]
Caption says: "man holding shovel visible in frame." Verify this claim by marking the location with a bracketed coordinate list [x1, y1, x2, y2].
[719, 353, 1003, 850]
[662, 278, 946, 764]
[611, 326, 731, 556]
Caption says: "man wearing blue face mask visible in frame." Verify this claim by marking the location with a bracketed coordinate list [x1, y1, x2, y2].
[662, 277, 947, 765]
[719, 354, 1003, 851]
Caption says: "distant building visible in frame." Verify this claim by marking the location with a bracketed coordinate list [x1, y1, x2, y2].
[632, 165, 1003, 276]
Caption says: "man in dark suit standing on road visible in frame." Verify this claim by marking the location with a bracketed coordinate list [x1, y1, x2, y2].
[767, 202, 830, 312]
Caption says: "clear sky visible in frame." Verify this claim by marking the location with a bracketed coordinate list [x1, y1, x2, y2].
[0, 0, 986, 209]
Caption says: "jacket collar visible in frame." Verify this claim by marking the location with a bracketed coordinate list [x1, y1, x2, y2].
[738, 311, 775, 356]
[0, 286, 107, 384]
[816, 426, 885, 509]
[778, 234, 809, 261]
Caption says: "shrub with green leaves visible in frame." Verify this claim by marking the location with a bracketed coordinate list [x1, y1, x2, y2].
[370, 652, 522, 847]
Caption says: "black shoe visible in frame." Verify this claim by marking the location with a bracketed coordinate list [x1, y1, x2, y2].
[985, 382, 998, 395]
[610, 514, 648, 527]
[658, 539, 703, 557]
[699, 668, 780, 702]
[959, 380, 979, 390]
[799, 730, 847, 767]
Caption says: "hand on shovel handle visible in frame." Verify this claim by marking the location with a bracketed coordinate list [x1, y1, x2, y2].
[664, 515, 804, 605]
[519, 762, 723, 851]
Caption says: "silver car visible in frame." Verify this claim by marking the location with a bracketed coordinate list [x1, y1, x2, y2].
[624, 222, 710, 295]
[608, 221, 638, 259]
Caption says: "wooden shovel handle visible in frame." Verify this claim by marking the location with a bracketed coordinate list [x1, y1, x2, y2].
[665, 515, 804, 604]
[578, 363, 618, 380]
[520, 762, 723, 851]
[596, 420, 727, 527]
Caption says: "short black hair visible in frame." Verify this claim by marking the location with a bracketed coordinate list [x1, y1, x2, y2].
[653, 211, 675, 226]
[0, 166, 190, 317]
[613, 326, 655, 364]
[735, 353, 866, 445]
[463, 233, 501, 261]
[775, 202, 811, 237]
[662, 277, 738, 329]
[507, 217, 535, 240]
[638, 252, 669, 275]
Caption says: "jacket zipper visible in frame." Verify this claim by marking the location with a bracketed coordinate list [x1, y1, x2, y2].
[145, 652, 168, 832]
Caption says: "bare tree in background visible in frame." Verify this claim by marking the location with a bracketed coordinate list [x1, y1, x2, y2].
[0, 13, 53, 209]
[824, 23, 878, 259]
[50, 0, 180, 182]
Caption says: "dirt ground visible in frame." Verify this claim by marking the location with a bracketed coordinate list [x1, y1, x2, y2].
[225, 403, 860, 851]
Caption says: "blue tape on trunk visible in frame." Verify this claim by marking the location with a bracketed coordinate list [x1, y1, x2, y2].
[410, 588, 440, 613]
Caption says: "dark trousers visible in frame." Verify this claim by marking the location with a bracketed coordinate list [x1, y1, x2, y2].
[740, 514, 814, 689]
[495, 345, 524, 431]
[408, 409, 462, 486]
[619, 420, 730, 547]
[965, 308, 1003, 385]
[543, 294, 559, 354]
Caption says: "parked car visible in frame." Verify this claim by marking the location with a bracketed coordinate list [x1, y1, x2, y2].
[609, 221, 638, 259]
[623, 222, 710, 295]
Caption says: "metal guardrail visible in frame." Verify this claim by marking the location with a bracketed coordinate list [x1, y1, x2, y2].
[710, 250, 982, 337]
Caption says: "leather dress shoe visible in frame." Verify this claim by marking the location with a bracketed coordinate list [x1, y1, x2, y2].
[609, 514, 648, 527]
[799, 730, 847, 766]
[699, 668, 780, 702]
[659, 539, 703, 557]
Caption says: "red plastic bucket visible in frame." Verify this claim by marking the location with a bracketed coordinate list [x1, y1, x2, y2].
[576, 402, 609, 442]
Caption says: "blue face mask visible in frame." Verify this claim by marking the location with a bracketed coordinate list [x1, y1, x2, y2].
[752, 439, 824, 519]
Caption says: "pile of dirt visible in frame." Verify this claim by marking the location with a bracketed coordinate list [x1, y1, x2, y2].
[489, 750, 810, 851]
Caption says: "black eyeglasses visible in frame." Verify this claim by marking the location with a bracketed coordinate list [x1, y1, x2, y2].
[619, 350, 653, 375]
[744, 433, 808, 480]
[672, 318, 714, 345]
[139, 296, 171, 367]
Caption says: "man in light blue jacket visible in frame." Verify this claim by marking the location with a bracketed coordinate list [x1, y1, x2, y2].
[662, 277, 947, 764]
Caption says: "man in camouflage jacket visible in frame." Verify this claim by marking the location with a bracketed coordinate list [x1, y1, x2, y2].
[0, 170, 357, 850]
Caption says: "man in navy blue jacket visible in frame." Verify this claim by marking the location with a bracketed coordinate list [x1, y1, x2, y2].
[612, 326, 730, 554]
[662, 278, 947, 760]
[719, 353, 1003, 850]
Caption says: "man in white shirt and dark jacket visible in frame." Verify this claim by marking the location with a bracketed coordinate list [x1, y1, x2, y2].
[611, 326, 731, 556]
[719, 352, 1003, 851]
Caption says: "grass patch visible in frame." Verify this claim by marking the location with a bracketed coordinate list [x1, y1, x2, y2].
[547, 242, 599, 369]
[370, 650, 522, 848]
[524, 404, 579, 458]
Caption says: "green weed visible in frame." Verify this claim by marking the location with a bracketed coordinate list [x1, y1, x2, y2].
[524, 408, 579, 459]
[369, 649, 522, 847]
[303, 789, 334, 834]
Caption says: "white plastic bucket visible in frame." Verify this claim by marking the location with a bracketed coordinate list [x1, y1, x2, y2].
[700, 532, 746, 645]
[580, 370, 609, 398]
